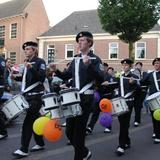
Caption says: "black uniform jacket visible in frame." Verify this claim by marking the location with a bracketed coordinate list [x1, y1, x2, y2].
[55, 51, 104, 90]
[15, 56, 46, 93]
[141, 71, 160, 95]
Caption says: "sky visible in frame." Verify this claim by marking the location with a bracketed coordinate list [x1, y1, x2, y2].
[0, 0, 99, 26]
[42, 0, 99, 26]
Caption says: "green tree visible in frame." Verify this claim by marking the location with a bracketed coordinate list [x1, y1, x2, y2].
[98, 0, 160, 61]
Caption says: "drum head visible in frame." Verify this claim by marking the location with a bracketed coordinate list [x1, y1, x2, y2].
[42, 92, 58, 99]
[146, 92, 160, 101]
[59, 88, 79, 94]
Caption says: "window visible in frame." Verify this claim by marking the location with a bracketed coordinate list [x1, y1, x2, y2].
[65, 44, 74, 59]
[109, 42, 118, 59]
[10, 23, 17, 39]
[10, 52, 16, 63]
[47, 45, 55, 64]
[135, 42, 146, 59]
[0, 26, 5, 39]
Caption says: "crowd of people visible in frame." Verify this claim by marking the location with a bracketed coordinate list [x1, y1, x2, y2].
[0, 31, 160, 160]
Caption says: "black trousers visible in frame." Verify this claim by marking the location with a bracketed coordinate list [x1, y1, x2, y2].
[87, 101, 101, 130]
[20, 95, 44, 153]
[65, 94, 93, 160]
[134, 90, 147, 123]
[0, 114, 7, 135]
[0, 89, 7, 135]
[150, 110, 160, 139]
[87, 94, 112, 130]
[118, 101, 134, 148]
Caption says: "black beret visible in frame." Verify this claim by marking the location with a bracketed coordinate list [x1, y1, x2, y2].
[121, 58, 133, 65]
[22, 41, 38, 50]
[135, 61, 143, 66]
[76, 31, 93, 42]
[152, 58, 160, 65]
[103, 62, 108, 67]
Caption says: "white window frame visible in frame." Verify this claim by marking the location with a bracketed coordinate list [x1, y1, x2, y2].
[135, 42, 146, 60]
[9, 52, 16, 63]
[10, 23, 17, 39]
[47, 44, 55, 64]
[109, 42, 118, 59]
[0, 25, 5, 39]
[65, 44, 74, 60]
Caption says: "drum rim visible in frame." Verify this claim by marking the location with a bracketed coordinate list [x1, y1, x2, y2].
[61, 101, 80, 106]
[44, 106, 60, 110]
[146, 92, 160, 101]
[41, 92, 58, 98]
[59, 88, 79, 94]
[1, 94, 23, 106]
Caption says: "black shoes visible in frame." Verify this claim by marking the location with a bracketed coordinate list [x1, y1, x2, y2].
[30, 145, 45, 152]
[124, 144, 131, 149]
[13, 149, 28, 158]
[0, 134, 8, 140]
[116, 146, 125, 156]
[104, 128, 111, 133]
[83, 150, 92, 160]
[86, 127, 92, 135]
[134, 122, 140, 127]
[154, 138, 160, 144]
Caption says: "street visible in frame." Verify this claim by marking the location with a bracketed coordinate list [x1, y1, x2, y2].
[0, 109, 159, 160]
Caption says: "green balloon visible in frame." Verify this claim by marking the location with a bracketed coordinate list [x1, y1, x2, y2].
[153, 109, 160, 121]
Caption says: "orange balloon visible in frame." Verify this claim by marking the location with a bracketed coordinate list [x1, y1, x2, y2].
[99, 98, 112, 112]
[43, 119, 63, 142]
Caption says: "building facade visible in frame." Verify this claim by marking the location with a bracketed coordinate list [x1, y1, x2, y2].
[0, 0, 49, 64]
[38, 10, 160, 71]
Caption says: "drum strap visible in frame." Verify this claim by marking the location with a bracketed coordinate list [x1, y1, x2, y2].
[79, 82, 93, 94]
[120, 76, 124, 97]
[120, 76, 134, 98]
[22, 82, 41, 93]
[153, 71, 159, 91]
[75, 58, 80, 90]
[21, 67, 27, 92]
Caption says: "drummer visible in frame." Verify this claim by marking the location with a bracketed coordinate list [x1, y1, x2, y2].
[0, 55, 8, 140]
[52, 31, 104, 160]
[12, 41, 46, 158]
[116, 58, 140, 156]
[140, 58, 160, 143]
[86, 65, 117, 135]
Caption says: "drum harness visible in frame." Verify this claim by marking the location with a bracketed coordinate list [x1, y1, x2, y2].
[120, 76, 134, 102]
[21, 66, 44, 96]
[153, 71, 160, 92]
[75, 57, 94, 95]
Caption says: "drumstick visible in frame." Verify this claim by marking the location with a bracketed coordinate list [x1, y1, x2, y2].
[74, 57, 96, 60]
[121, 76, 140, 81]
[101, 81, 118, 85]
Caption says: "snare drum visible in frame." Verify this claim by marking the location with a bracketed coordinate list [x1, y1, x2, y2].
[111, 97, 129, 116]
[61, 103, 82, 118]
[146, 92, 160, 111]
[41, 93, 63, 119]
[59, 88, 80, 106]
[1, 94, 29, 120]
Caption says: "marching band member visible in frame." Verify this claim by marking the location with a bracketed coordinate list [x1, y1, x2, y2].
[86, 66, 117, 134]
[52, 31, 104, 160]
[0, 55, 8, 140]
[140, 58, 160, 144]
[116, 58, 140, 156]
[12, 41, 46, 158]
[4, 58, 13, 92]
[133, 62, 148, 126]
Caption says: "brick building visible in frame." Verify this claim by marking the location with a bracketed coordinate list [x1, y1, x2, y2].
[38, 9, 160, 71]
[0, 0, 49, 64]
